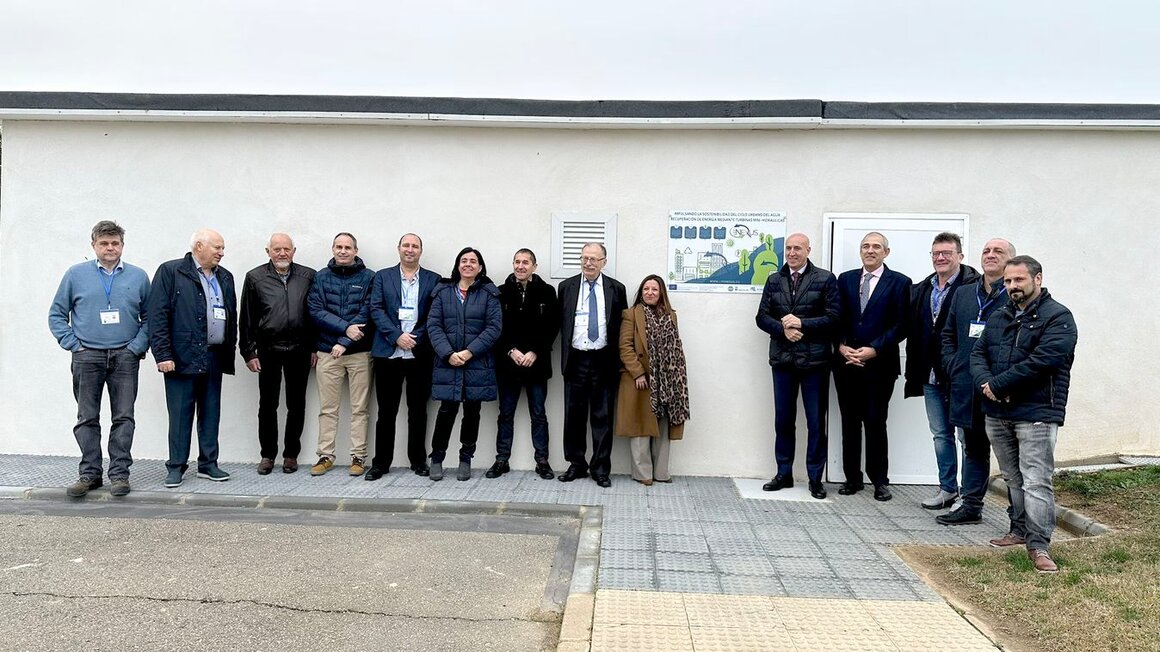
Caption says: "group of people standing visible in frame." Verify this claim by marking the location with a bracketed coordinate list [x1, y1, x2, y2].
[49, 226, 691, 500]
[756, 230, 1077, 573]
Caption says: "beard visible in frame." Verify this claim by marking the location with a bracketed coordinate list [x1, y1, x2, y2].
[273, 260, 291, 272]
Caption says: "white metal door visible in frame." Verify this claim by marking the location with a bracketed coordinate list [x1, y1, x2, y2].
[823, 212, 969, 485]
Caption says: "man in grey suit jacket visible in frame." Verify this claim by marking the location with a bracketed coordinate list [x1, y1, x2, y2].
[557, 243, 628, 488]
[366, 233, 442, 480]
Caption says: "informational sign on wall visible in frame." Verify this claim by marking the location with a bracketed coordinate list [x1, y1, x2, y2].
[666, 211, 787, 294]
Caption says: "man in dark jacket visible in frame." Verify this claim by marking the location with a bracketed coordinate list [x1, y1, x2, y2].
[240, 233, 316, 475]
[755, 233, 839, 499]
[366, 233, 442, 480]
[148, 229, 237, 489]
[307, 233, 374, 477]
[937, 238, 1016, 534]
[834, 232, 911, 501]
[489, 248, 561, 480]
[971, 255, 1077, 574]
[903, 232, 979, 510]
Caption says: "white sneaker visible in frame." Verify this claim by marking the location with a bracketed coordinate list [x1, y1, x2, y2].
[921, 488, 959, 510]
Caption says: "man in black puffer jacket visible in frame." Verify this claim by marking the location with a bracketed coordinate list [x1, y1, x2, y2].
[755, 233, 839, 500]
[971, 255, 1077, 574]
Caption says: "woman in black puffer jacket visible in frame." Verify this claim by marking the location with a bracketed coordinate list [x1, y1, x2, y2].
[426, 247, 503, 481]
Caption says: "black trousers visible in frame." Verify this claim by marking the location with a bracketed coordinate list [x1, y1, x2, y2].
[256, 348, 312, 460]
[833, 363, 897, 487]
[372, 355, 432, 470]
[430, 400, 481, 464]
[562, 349, 615, 476]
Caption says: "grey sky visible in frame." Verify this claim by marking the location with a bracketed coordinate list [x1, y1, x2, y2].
[0, 0, 1155, 102]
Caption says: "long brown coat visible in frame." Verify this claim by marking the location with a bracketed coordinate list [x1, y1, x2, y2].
[614, 305, 685, 440]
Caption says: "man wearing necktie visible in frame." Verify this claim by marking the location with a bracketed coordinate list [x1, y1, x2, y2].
[148, 229, 238, 489]
[557, 243, 628, 488]
[833, 232, 911, 501]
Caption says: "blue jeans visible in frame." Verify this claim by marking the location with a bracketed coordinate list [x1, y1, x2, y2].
[924, 383, 958, 493]
[496, 376, 550, 463]
[772, 366, 829, 481]
[163, 354, 223, 474]
[71, 348, 140, 480]
[986, 417, 1057, 551]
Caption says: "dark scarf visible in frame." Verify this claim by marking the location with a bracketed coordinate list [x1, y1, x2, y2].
[642, 306, 690, 426]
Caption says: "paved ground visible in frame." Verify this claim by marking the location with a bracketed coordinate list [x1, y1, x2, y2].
[1, 454, 1021, 650]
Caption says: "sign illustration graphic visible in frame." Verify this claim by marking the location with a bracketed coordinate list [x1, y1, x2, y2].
[667, 211, 787, 294]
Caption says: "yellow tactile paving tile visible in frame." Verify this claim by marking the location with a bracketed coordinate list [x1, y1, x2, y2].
[593, 589, 689, 627]
[590, 624, 694, 652]
[787, 628, 902, 652]
[682, 593, 781, 629]
[689, 625, 796, 651]
[773, 597, 881, 632]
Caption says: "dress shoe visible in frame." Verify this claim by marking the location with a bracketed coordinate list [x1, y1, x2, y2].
[364, 466, 386, 482]
[282, 458, 298, 473]
[989, 532, 1027, 548]
[429, 461, 444, 481]
[921, 488, 959, 510]
[593, 474, 611, 488]
[837, 482, 864, 496]
[535, 462, 555, 480]
[66, 477, 103, 497]
[936, 507, 982, 525]
[410, 463, 430, 477]
[456, 461, 472, 481]
[762, 474, 793, 492]
[873, 484, 893, 502]
[1030, 549, 1059, 573]
[809, 480, 827, 500]
[485, 460, 510, 479]
[634, 478, 654, 487]
[257, 458, 275, 475]
[558, 466, 588, 482]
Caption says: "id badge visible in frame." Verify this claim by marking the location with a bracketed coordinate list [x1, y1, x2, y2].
[213, 306, 227, 320]
[398, 306, 416, 321]
[968, 321, 986, 338]
[100, 309, 121, 325]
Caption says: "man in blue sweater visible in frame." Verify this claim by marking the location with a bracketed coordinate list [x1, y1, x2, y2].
[49, 221, 151, 497]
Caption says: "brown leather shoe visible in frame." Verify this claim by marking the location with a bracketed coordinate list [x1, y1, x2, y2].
[282, 458, 298, 473]
[989, 532, 1027, 548]
[257, 458, 275, 475]
[1030, 549, 1059, 573]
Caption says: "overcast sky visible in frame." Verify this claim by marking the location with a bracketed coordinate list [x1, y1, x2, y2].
[1, 0, 1155, 103]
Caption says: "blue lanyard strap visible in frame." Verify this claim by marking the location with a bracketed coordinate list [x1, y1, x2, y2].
[97, 266, 119, 308]
[976, 285, 1006, 320]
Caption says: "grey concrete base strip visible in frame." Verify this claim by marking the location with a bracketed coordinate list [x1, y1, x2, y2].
[986, 475, 1111, 537]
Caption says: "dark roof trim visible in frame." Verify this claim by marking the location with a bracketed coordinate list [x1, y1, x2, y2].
[824, 101, 1160, 121]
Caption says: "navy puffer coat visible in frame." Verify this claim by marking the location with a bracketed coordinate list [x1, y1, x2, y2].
[428, 278, 503, 402]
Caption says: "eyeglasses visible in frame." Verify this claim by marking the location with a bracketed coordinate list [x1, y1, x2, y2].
[930, 251, 958, 260]
[580, 256, 606, 264]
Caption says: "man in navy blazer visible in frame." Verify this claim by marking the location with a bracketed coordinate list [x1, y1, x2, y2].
[366, 233, 443, 480]
[557, 243, 628, 488]
[834, 232, 911, 501]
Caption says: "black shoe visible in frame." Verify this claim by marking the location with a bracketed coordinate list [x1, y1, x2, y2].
[485, 460, 510, 479]
[762, 474, 793, 492]
[410, 464, 430, 477]
[874, 484, 893, 502]
[593, 474, 611, 488]
[936, 508, 982, 525]
[809, 480, 827, 500]
[364, 466, 386, 482]
[535, 462, 555, 480]
[558, 466, 588, 482]
[837, 482, 864, 496]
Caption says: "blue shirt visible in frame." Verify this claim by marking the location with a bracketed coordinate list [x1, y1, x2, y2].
[49, 259, 151, 354]
[194, 258, 227, 346]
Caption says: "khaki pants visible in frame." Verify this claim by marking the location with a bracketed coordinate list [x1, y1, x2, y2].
[316, 352, 372, 460]
[629, 419, 672, 482]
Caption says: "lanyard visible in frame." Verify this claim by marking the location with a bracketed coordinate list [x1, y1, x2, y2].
[97, 266, 119, 308]
[977, 285, 1006, 320]
[204, 273, 222, 303]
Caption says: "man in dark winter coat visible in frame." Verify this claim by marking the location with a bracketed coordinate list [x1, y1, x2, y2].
[488, 248, 561, 480]
[307, 233, 374, 477]
[937, 238, 1016, 534]
[755, 233, 839, 500]
[240, 233, 316, 475]
[148, 229, 237, 489]
[971, 255, 1077, 574]
[903, 232, 979, 510]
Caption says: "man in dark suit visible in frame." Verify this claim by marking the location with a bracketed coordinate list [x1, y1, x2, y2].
[834, 232, 911, 501]
[557, 242, 628, 488]
[366, 233, 442, 480]
[148, 229, 238, 489]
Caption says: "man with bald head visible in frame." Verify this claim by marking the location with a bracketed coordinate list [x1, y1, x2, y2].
[240, 233, 317, 475]
[756, 233, 839, 499]
[148, 229, 238, 488]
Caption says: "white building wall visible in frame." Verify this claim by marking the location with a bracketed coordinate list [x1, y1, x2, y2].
[1, 120, 1154, 476]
